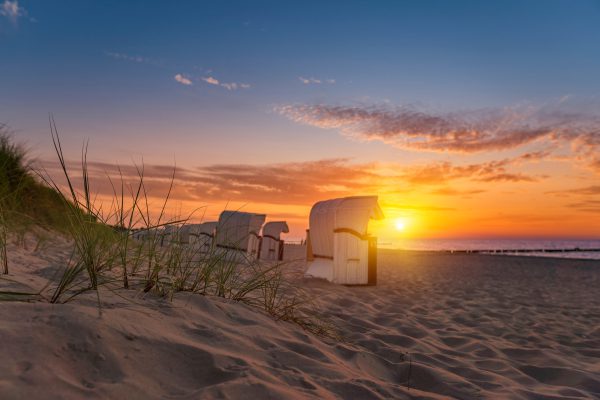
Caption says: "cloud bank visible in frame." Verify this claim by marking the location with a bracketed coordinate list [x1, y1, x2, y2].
[40, 151, 545, 212]
[276, 103, 600, 168]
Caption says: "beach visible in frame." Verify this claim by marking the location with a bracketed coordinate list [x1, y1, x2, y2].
[4, 2, 600, 398]
[1, 239, 599, 399]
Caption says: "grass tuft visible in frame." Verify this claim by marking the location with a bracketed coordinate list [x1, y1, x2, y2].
[0, 121, 335, 338]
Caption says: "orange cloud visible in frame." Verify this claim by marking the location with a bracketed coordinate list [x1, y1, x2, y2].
[40, 150, 548, 208]
[38, 143, 599, 239]
[277, 102, 600, 173]
[400, 158, 540, 185]
[430, 188, 486, 196]
[39, 158, 381, 206]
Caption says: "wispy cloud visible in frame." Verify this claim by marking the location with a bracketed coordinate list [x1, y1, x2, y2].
[202, 76, 219, 85]
[298, 77, 335, 85]
[40, 151, 544, 212]
[202, 76, 250, 90]
[1, 0, 32, 24]
[400, 157, 539, 185]
[104, 52, 249, 91]
[104, 51, 165, 67]
[430, 188, 486, 197]
[546, 185, 600, 214]
[548, 185, 600, 196]
[40, 158, 380, 206]
[566, 200, 600, 214]
[276, 101, 600, 173]
[174, 74, 193, 86]
[221, 82, 249, 90]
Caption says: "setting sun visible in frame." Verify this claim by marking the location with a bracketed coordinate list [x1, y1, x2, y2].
[395, 218, 406, 232]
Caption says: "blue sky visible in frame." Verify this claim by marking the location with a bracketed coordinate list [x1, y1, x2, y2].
[3, 1, 599, 148]
[2, 0, 600, 238]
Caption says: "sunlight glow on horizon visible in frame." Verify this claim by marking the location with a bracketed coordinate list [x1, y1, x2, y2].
[395, 218, 406, 232]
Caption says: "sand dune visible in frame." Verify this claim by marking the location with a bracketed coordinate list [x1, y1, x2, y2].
[1, 240, 599, 399]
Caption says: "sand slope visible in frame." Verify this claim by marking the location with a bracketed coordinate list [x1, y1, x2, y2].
[1, 240, 599, 399]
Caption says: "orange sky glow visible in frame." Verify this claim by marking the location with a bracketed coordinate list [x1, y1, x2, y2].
[5, 1, 600, 244]
[41, 137, 600, 243]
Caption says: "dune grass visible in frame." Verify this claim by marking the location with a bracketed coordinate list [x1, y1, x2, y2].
[1, 127, 34, 274]
[0, 122, 334, 337]
[0, 125, 74, 233]
[0, 203, 8, 274]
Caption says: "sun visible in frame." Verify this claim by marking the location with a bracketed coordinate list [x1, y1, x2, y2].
[395, 218, 406, 231]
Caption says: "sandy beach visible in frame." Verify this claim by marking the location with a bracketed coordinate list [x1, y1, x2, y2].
[2, 239, 599, 399]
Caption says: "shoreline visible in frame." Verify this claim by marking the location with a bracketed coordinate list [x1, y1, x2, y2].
[376, 248, 600, 262]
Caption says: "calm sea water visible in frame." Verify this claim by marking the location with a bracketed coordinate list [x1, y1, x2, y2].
[379, 239, 600, 260]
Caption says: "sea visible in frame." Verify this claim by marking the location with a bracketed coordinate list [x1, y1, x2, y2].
[379, 239, 600, 260]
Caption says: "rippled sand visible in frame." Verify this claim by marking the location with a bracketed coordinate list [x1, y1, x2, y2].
[1, 241, 599, 399]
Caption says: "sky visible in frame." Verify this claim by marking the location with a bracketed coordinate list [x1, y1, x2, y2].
[2, 0, 600, 241]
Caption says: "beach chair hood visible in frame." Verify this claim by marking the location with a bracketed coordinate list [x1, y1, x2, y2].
[309, 196, 383, 260]
[262, 221, 289, 240]
[215, 211, 266, 251]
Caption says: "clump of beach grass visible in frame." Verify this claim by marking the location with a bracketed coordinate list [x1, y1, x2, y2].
[0, 121, 334, 337]
[0, 126, 36, 273]
[0, 125, 74, 234]
[0, 203, 8, 274]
